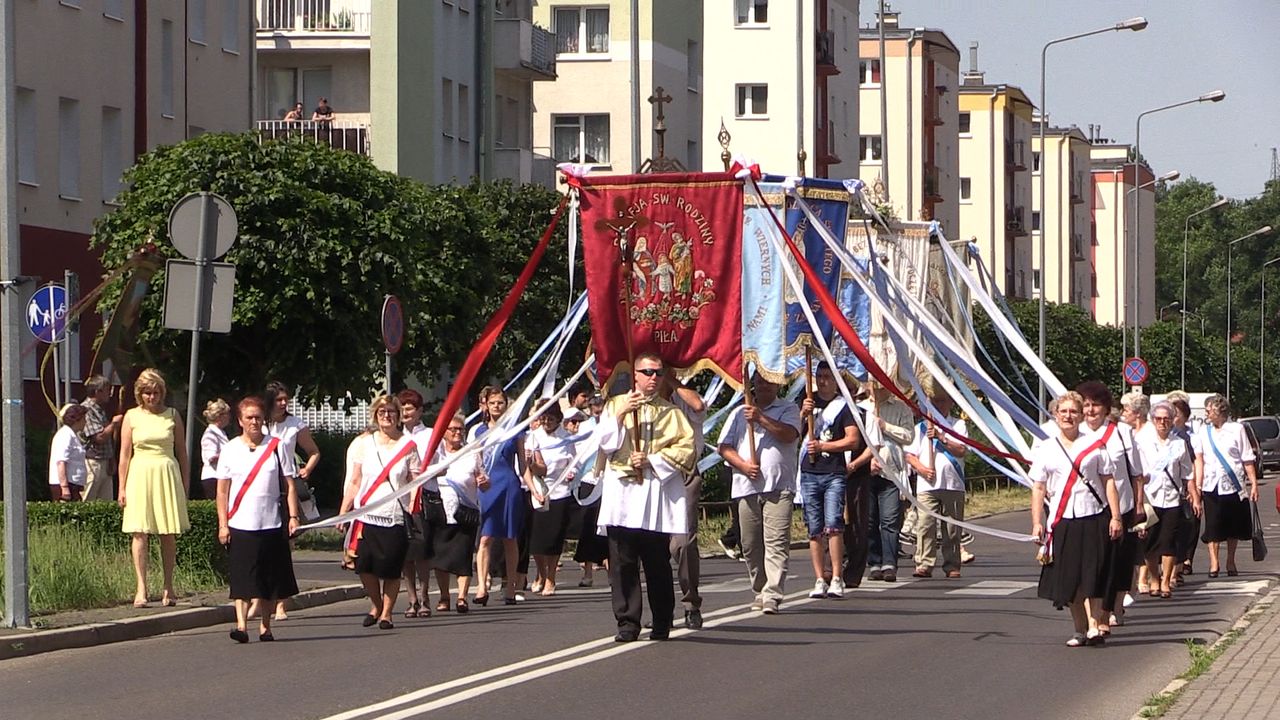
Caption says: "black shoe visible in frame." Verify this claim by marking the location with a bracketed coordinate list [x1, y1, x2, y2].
[362, 614, 378, 627]
[685, 609, 703, 630]
[650, 628, 671, 641]
[229, 629, 249, 644]
[378, 620, 394, 630]
[259, 631, 274, 642]
[615, 630, 639, 643]
[882, 570, 897, 583]
[868, 569, 884, 582]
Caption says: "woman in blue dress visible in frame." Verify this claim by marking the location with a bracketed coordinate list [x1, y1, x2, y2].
[472, 387, 541, 606]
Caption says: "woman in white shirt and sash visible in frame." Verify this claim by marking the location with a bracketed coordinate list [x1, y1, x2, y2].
[1192, 394, 1259, 578]
[1136, 401, 1196, 598]
[527, 400, 577, 596]
[1030, 391, 1124, 647]
[428, 412, 488, 614]
[215, 397, 301, 643]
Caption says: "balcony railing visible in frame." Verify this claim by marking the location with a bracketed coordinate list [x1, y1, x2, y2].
[1071, 232, 1086, 261]
[923, 166, 942, 201]
[494, 19, 556, 80]
[256, 120, 370, 155]
[1006, 139, 1026, 171]
[816, 30, 837, 71]
[258, 0, 371, 34]
[1005, 205, 1027, 235]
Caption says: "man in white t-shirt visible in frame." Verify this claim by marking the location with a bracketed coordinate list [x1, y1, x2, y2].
[905, 394, 968, 578]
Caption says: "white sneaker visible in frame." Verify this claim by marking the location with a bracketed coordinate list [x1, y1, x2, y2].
[961, 548, 976, 564]
[1122, 593, 1135, 609]
[810, 579, 829, 598]
[827, 577, 846, 599]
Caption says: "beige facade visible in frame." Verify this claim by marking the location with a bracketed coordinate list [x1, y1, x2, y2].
[957, 80, 1034, 299]
[701, 0, 859, 178]
[1091, 144, 1156, 329]
[257, 0, 556, 185]
[532, 0, 701, 175]
[857, 17, 959, 237]
[1031, 124, 1092, 312]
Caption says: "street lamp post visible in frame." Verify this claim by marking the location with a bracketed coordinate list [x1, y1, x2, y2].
[1261, 257, 1280, 413]
[1227, 226, 1273, 404]
[1037, 16, 1147, 416]
[1132, 90, 1226, 361]
[1122, 170, 1179, 360]
[1159, 301, 1180, 321]
[1182, 197, 1230, 389]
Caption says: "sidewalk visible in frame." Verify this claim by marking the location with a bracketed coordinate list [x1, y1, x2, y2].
[1158, 586, 1280, 719]
[1, 550, 362, 661]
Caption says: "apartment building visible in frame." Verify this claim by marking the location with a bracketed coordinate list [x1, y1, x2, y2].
[257, 0, 557, 185]
[1091, 142, 1156, 329]
[1031, 123, 1092, 312]
[857, 11, 959, 237]
[531, 0, 700, 175]
[700, 0, 859, 178]
[14, 0, 253, 389]
[956, 52, 1034, 299]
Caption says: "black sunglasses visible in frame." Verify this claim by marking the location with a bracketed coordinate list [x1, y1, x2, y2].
[636, 368, 664, 377]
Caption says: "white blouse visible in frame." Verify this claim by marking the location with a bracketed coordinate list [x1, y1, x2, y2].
[434, 446, 482, 524]
[217, 437, 287, 532]
[200, 425, 228, 481]
[1084, 421, 1144, 515]
[1192, 421, 1256, 496]
[528, 426, 577, 501]
[405, 422, 435, 490]
[1136, 426, 1194, 509]
[266, 414, 307, 475]
[1029, 434, 1116, 526]
[351, 434, 421, 527]
[48, 425, 87, 487]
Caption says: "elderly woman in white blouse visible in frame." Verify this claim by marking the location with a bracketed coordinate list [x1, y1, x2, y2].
[428, 412, 489, 614]
[1135, 401, 1197, 598]
[1030, 391, 1123, 647]
[1193, 394, 1259, 578]
[200, 399, 231, 501]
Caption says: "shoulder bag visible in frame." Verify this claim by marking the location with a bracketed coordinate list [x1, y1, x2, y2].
[1252, 500, 1268, 562]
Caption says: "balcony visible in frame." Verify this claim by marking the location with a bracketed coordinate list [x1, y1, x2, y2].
[818, 119, 841, 166]
[494, 148, 557, 189]
[257, 0, 371, 51]
[816, 30, 839, 75]
[495, 19, 557, 81]
[1005, 205, 1028, 236]
[1005, 139, 1027, 171]
[923, 166, 943, 202]
[256, 120, 370, 155]
[1070, 232, 1086, 261]
[1070, 176, 1085, 204]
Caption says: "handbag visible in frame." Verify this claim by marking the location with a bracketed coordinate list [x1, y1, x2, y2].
[453, 503, 481, 529]
[1129, 498, 1160, 533]
[529, 474, 551, 512]
[1252, 500, 1268, 562]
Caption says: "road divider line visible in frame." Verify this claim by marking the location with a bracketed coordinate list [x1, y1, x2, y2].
[320, 591, 809, 720]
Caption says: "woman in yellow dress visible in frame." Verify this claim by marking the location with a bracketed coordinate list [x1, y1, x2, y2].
[118, 368, 191, 608]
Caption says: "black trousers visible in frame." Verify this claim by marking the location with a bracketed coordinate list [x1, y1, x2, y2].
[842, 471, 872, 585]
[607, 526, 674, 634]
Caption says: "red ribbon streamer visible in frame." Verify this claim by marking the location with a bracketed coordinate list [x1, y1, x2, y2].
[748, 177, 1029, 465]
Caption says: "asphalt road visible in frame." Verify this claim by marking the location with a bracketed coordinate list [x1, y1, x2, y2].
[4, 495, 1278, 720]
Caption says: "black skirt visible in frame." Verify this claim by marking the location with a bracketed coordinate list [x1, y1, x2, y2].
[1202, 491, 1253, 542]
[354, 523, 409, 579]
[573, 496, 609, 564]
[229, 527, 299, 601]
[1143, 505, 1182, 559]
[1037, 511, 1110, 609]
[429, 516, 478, 577]
[529, 497, 573, 556]
[1102, 509, 1138, 610]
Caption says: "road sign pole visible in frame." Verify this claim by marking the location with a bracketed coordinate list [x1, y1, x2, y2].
[184, 193, 214, 473]
[384, 350, 392, 396]
[63, 270, 75, 406]
[1, 0, 30, 628]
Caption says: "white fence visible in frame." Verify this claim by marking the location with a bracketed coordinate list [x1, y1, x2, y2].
[258, 0, 371, 34]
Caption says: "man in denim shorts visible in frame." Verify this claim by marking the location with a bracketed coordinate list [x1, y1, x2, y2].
[798, 362, 862, 599]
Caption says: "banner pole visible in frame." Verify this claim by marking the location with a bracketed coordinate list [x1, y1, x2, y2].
[742, 358, 758, 465]
[805, 344, 817, 465]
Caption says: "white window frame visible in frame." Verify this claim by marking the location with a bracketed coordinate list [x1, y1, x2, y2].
[859, 135, 883, 163]
[734, 0, 769, 27]
[858, 59, 881, 86]
[553, 6, 610, 58]
[735, 84, 768, 119]
[552, 113, 610, 166]
[958, 111, 972, 136]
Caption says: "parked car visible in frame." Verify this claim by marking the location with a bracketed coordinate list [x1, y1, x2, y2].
[1239, 415, 1280, 471]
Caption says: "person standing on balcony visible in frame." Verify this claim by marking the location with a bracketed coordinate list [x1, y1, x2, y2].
[312, 97, 334, 125]
[283, 102, 304, 122]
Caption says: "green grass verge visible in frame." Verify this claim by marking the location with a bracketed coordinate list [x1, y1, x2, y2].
[0, 525, 225, 616]
[1138, 630, 1246, 717]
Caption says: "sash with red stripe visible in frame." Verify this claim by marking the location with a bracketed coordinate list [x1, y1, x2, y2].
[227, 437, 281, 521]
[1043, 424, 1115, 559]
[346, 439, 418, 553]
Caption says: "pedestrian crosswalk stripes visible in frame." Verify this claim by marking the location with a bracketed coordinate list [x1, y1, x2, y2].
[945, 580, 1039, 597]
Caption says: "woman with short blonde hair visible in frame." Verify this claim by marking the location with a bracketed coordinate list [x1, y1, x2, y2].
[200, 399, 232, 500]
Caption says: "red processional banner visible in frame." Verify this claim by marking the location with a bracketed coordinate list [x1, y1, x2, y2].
[577, 172, 744, 388]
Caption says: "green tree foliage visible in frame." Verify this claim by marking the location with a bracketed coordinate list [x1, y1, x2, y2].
[90, 133, 575, 410]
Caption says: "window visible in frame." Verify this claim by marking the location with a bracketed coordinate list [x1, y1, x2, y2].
[735, 0, 768, 25]
[222, 0, 240, 53]
[190, 0, 206, 43]
[58, 98, 80, 199]
[442, 79, 454, 136]
[686, 40, 700, 92]
[687, 140, 698, 168]
[103, 0, 124, 20]
[102, 106, 123, 202]
[859, 135, 883, 162]
[553, 7, 609, 55]
[960, 177, 971, 201]
[1032, 211, 1041, 232]
[1033, 269, 1041, 292]
[160, 20, 174, 116]
[735, 84, 768, 118]
[1032, 150, 1041, 173]
[858, 59, 881, 85]
[265, 68, 297, 120]
[458, 84, 470, 141]
[16, 87, 36, 185]
[958, 112, 971, 134]
[553, 114, 610, 165]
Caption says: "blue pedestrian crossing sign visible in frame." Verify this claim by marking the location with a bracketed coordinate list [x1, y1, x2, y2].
[26, 283, 68, 343]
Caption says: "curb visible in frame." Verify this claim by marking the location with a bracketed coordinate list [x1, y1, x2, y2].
[1, 584, 366, 662]
[1128, 577, 1280, 720]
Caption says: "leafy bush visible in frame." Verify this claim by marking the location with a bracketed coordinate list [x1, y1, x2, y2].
[307, 430, 360, 510]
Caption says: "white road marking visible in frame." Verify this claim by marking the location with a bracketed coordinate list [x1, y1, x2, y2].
[847, 578, 918, 593]
[1190, 579, 1271, 597]
[321, 591, 819, 720]
[945, 580, 1038, 597]
[699, 577, 754, 593]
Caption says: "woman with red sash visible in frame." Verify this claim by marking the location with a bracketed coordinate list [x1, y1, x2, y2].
[1193, 394, 1259, 577]
[215, 396, 301, 643]
[1030, 391, 1124, 647]
[338, 395, 422, 630]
